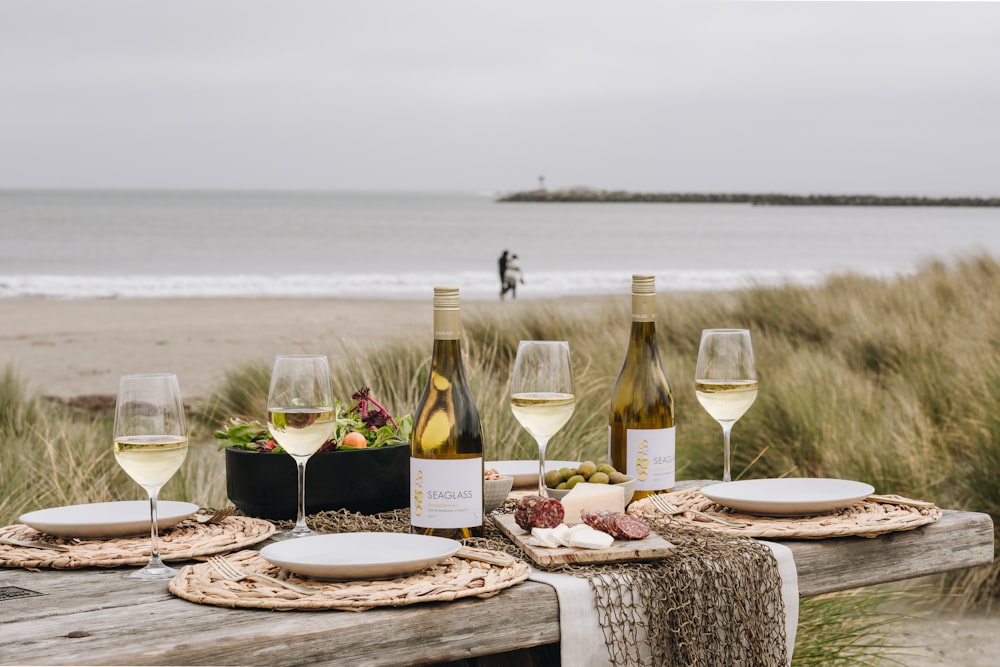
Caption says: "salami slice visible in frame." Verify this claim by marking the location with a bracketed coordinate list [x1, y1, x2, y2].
[610, 513, 651, 540]
[514, 495, 565, 530]
[581, 510, 615, 534]
[582, 510, 650, 540]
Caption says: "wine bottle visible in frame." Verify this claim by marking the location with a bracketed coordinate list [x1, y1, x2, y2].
[410, 287, 485, 538]
[608, 274, 676, 499]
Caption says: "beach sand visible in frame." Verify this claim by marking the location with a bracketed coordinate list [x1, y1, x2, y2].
[0, 297, 480, 400]
[887, 609, 999, 666]
[0, 295, 623, 401]
[0, 295, 996, 661]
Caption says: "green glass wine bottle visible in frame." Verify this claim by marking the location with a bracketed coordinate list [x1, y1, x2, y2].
[410, 287, 484, 538]
[608, 274, 676, 500]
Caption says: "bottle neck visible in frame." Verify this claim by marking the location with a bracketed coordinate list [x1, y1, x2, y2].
[631, 291, 656, 323]
[431, 339, 464, 372]
[433, 307, 461, 341]
[431, 308, 465, 376]
[628, 292, 660, 355]
[628, 320, 658, 351]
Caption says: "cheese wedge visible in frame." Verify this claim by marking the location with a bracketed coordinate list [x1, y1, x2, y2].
[559, 482, 625, 525]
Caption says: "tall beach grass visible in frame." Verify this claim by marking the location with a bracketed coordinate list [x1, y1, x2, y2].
[2, 254, 999, 664]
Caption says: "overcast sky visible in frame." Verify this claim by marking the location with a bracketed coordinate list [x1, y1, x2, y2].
[2, 1, 998, 195]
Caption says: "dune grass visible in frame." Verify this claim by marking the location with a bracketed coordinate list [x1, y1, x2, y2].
[2, 254, 999, 663]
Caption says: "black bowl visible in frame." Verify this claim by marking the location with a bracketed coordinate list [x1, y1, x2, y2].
[225, 443, 409, 520]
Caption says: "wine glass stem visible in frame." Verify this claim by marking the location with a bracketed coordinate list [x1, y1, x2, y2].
[535, 437, 550, 496]
[294, 458, 310, 535]
[721, 423, 733, 483]
[146, 490, 165, 569]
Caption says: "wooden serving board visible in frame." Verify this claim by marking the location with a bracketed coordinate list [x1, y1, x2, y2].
[492, 514, 676, 567]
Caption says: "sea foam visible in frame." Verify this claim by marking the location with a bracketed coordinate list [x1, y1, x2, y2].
[0, 269, 824, 301]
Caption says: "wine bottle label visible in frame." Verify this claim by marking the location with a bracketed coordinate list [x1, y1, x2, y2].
[433, 309, 461, 340]
[620, 427, 675, 491]
[410, 456, 483, 529]
[632, 293, 656, 322]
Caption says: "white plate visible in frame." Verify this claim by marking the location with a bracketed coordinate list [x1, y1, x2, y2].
[487, 460, 581, 488]
[19, 500, 199, 539]
[260, 532, 461, 580]
[700, 478, 875, 516]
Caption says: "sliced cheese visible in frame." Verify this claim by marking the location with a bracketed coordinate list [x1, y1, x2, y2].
[553, 523, 573, 546]
[568, 525, 614, 550]
[559, 482, 625, 525]
[531, 527, 561, 548]
[531, 522, 615, 550]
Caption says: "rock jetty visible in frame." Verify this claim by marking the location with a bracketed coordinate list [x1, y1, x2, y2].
[497, 189, 1000, 207]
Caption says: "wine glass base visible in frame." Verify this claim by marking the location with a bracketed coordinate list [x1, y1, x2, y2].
[127, 563, 179, 580]
[270, 527, 318, 541]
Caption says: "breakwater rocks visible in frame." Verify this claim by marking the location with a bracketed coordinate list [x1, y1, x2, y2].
[497, 189, 1000, 207]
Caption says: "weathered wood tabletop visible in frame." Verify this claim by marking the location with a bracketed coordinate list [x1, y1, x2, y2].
[1, 508, 993, 666]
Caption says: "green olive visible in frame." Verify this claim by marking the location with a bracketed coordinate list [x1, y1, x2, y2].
[544, 469, 564, 488]
[577, 461, 598, 479]
[609, 471, 629, 484]
[565, 474, 586, 488]
[589, 471, 610, 484]
[559, 467, 576, 482]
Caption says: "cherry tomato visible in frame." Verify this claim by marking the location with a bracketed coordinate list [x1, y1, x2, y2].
[341, 431, 368, 448]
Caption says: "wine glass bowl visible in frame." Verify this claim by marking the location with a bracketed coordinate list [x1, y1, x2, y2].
[695, 329, 758, 483]
[509, 341, 575, 496]
[266, 354, 336, 540]
[113, 373, 188, 580]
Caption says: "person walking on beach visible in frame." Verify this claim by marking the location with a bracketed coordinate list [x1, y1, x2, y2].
[501, 254, 524, 301]
[498, 250, 509, 298]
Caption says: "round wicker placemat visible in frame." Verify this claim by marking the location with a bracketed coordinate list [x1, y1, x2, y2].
[169, 546, 531, 611]
[0, 516, 275, 569]
[628, 486, 942, 539]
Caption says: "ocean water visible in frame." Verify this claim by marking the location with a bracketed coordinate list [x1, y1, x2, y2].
[2, 190, 999, 301]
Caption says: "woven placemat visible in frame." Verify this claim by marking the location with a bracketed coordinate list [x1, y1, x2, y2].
[0, 516, 275, 569]
[184, 507, 789, 664]
[169, 546, 531, 611]
[628, 486, 942, 539]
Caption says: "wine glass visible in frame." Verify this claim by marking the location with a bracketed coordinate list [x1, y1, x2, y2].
[113, 373, 188, 580]
[510, 341, 576, 496]
[695, 329, 758, 483]
[267, 354, 336, 540]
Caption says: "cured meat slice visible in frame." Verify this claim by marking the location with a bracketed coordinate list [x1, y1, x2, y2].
[582, 510, 650, 540]
[514, 495, 565, 530]
[581, 510, 616, 534]
[610, 513, 651, 540]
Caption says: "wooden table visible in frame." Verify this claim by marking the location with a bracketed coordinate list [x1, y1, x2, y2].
[1, 508, 993, 666]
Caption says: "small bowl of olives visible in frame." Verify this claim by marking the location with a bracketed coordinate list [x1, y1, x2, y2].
[543, 461, 636, 505]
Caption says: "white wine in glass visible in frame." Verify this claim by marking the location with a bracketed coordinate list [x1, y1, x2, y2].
[113, 373, 188, 581]
[510, 341, 575, 496]
[267, 354, 336, 540]
[695, 329, 757, 483]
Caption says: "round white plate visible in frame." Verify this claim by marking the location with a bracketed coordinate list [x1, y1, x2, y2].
[260, 532, 461, 580]
[19, 500, 199, 539]
[487, 460, 581, 488]
[700, 478, 875, 516]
